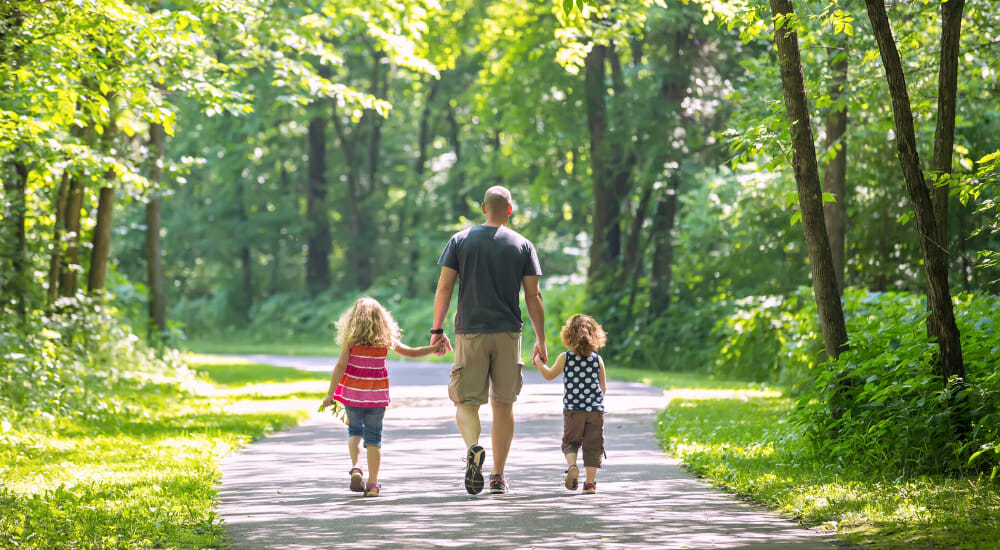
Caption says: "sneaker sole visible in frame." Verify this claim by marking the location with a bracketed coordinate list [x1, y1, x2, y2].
[465, 444, 485, 494]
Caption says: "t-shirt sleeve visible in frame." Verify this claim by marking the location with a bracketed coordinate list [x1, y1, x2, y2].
[522, 242, 542, 277]
[438, 236, 460, 270]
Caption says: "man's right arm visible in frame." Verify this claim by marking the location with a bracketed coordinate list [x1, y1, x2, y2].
[432, 266, 458, 354]
[523, 274, 546, 364]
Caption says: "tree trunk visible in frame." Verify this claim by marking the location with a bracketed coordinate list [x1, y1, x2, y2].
[863, 0, 965, 383]
[585, 43, 620, 292]
[927, 0, 965, 340]
[7, 160, 28, 318]
[650, 175, 680, 314]
[234, 180, 253, 323]
[769, 0, 849, 361]
[48, 171, 71, 305]
[305, 96, 332, 295]
[823, 37, 848, 293]
[407, 78, 439, 295]
[87, 184, 115, 295]
[146, 122, 168, 334]
[930, 0, 964, 254]
[60, 170, 85, 298]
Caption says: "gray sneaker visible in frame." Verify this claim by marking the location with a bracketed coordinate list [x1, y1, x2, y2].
[464, 444, 485, 494]
[488, 474, 508, 495]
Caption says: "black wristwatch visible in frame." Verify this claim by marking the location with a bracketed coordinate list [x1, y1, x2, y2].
[430, 328, 444, 335]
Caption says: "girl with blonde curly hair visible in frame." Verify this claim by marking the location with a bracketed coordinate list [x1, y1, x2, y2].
[320, 297, 445, 496]
[533, 314, 607, 494]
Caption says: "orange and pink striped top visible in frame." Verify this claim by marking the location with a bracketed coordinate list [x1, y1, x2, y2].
[333, 345, 390, 408]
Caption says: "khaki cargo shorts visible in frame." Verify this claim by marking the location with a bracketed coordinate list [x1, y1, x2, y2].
[448, 332, 524, 406]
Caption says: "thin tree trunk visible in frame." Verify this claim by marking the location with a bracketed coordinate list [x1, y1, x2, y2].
[60, 170, 85, 298]
[146, 122, 167, 334]
[305, 87, 332, 295]
[585, 43, 619, 291]
[8, 160, 28, 318]
[863, 0, 965, 383]
[234, 180, 253, 323]
[650, 175, 680, 314]
[48, 171, 71, 305]
[407, 78, 439, 295]
[927, 0, 965, 340]
[769, 0, 849, 361]
[87, 184, 115, 295]
[823, 36, 848, 293]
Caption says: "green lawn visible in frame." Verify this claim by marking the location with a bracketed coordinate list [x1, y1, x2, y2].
[0, 355, 329, 549]
[646, 376, 1000, 549]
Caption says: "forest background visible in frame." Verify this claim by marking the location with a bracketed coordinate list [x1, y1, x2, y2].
[2, 0, 1000, 547]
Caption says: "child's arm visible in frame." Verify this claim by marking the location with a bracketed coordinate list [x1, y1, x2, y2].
[392, 340, 446, 358]
[320, 345, 352, 409]
[532, 353, 566, 381]
[598, 355, 607, 394]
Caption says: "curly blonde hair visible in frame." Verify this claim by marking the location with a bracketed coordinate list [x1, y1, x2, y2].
[335, 297, 400, 349]
[560, 314, 607, 357]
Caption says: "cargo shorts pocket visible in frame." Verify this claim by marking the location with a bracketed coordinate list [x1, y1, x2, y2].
[448, 363, 465, 404]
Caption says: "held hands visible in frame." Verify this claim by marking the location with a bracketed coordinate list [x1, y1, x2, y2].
[532, 341, 548, 366]
[531, 354, 546, 369]
[430, 333, 453, 356]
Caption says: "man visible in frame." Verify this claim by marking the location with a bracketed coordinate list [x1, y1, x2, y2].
[430, 186, 546, 495]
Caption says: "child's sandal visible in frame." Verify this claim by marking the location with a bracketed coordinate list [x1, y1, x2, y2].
[564, 465, 579, 491]
[363, 482, 381, 497]
[349, 468, 365, 492]
[582, 482, 597, 494]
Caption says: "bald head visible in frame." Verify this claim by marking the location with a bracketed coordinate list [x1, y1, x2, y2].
[483, 186, 512, 216]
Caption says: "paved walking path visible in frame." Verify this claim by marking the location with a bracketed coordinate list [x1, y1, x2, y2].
[217, 356, 843, 549]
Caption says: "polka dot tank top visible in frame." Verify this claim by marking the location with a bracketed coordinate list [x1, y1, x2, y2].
[562, 351, 604, 412]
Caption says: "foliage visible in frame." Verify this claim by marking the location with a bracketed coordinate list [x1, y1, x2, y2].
[794, 292, 1000, 477]
[0, 353, 322, 549]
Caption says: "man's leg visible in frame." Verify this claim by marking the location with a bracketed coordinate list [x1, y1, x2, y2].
[456, 403, 481, 448]
[490, 400, 514, 475]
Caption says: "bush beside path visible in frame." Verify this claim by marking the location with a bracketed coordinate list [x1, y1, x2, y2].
[217, 357, 840, 549]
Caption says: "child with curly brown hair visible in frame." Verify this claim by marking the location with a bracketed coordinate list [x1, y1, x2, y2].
[532, 314, 607, 494]
[320, 297, 445, 497]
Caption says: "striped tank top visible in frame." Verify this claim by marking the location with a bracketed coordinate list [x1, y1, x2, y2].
[333, 345, 390, 408]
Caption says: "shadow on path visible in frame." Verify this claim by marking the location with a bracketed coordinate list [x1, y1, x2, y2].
[218, 359, 842, 549]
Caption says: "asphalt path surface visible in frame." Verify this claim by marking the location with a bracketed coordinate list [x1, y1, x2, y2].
[217, 355, 844, 549]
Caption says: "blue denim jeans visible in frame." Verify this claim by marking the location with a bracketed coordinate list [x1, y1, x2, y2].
[345, 406, 386, 448]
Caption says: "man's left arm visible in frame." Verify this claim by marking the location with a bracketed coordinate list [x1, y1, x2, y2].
[523, 274, 546, 365]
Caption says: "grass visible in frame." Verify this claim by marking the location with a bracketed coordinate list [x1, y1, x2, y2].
[647, 379, 1000, 549]
[0, 355, 329, 549]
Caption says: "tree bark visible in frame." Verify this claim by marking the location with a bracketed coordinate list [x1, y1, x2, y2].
[769, 0, 849, 361]
[585, 43, 620, 291]
[60, 170, 85, 298]
[305, 94, 332, 295]
[930, 0, 965, 254]
[650, 176, 680, 314]
[863, 0, 965, 383]
[927, 0, 965, 339]
[87, 184, 115, 295]
[7, 160, 28, 318]
[146, 122, 167, 334]
[823, 37, 848, 293]
[48, 171, 71, 305]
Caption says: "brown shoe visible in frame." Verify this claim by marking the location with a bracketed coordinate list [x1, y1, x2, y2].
[582, 482, 596, 494]
[349, 468, 364, 492]
[564, 465, 579, 490]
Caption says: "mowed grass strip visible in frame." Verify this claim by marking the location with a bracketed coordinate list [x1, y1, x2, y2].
[649, 378, 1000, 550]
[0, 356, 329, 549]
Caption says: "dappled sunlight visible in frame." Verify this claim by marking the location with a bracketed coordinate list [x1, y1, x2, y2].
[219, 371, 837, 549]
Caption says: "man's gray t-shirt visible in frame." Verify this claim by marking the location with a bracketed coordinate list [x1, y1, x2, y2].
[437, 225, 542, 334]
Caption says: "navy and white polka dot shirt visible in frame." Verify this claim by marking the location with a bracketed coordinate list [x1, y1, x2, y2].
[562, 351, 604, 412]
